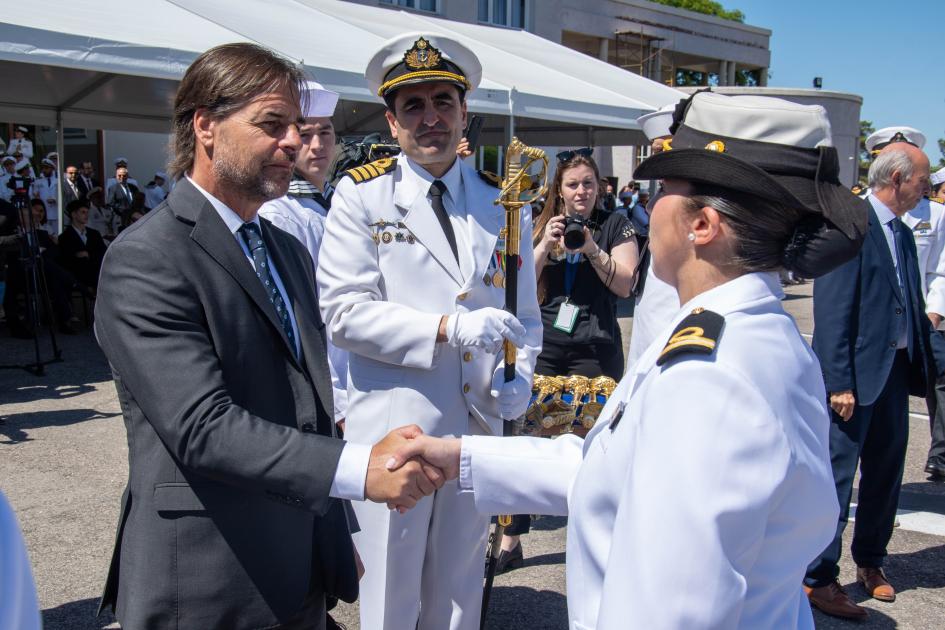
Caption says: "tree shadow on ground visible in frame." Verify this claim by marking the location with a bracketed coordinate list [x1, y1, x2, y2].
[0, 408, 120, 444]
[42, 597, 117, 630]
[485, 584, 568, 629]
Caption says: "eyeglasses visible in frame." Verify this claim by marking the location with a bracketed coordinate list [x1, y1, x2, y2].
[556, 147, 594, 163]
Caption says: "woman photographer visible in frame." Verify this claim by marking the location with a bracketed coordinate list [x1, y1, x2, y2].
[532, 150, 639, 380]
[494, 151, 639, 573]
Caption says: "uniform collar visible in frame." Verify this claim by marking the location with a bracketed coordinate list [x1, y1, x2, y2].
[403, 154, 464, 204]
[677, 271, 784, 319]
[186, 175, 260, 235]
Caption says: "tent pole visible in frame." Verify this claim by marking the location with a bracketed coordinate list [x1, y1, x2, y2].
[508, 87, 516, 145]
[56, 109, 65, 234]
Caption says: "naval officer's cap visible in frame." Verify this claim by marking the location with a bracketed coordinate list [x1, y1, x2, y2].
[366, 33, 482, 100]
[1, 156, 15, 166]
[865, 126, 926, 154]
[636, 103, 676, 141]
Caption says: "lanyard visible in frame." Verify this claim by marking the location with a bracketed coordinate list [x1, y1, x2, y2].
[564, 252, 581, 297]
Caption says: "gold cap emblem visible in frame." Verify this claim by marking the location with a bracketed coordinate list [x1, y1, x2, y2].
[704, 140, 725, 153]
[404, 37, 442, 70]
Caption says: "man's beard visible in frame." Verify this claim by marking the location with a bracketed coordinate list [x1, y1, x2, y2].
[212, 141, 290, 202]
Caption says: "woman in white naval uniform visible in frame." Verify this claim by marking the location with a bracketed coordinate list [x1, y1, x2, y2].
[388, 92, 872, 629]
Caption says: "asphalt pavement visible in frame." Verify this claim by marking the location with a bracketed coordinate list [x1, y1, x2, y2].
[1, 281, 944, 629]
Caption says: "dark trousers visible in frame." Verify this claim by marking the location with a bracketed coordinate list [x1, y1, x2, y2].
[926, 331, 945, 467]
[805, 351, 910, 587]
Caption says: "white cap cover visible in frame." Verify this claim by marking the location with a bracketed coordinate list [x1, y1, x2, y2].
[865, 126, 925, 152]
[303, 81, 339, 118]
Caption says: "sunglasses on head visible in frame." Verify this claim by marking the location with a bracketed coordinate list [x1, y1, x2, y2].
[556, 147, 594, 163]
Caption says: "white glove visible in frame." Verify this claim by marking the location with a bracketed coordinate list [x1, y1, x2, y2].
[446, 307, 526, 354]
[491, 365, 533, 420]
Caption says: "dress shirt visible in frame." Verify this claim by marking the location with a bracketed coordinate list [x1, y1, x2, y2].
[403, 155, 473, 280]
[188, 176, 370, 501]
[71, 224, 88, 245]
[869, 194, 910, 349]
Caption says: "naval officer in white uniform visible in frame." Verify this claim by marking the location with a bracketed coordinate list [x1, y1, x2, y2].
[387, 92, 870, 629]
[260, 81, 350, 425]
[318, 33, 542, 630]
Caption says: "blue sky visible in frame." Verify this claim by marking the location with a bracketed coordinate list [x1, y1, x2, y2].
[735, 0, 944, 161]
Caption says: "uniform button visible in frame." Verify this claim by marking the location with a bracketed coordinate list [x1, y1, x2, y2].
[890, 341, 897, 348]
[463, 383, 471, 393]
[463, 351, 472, 362]
[300, 423, 315, 433]
[895, 307, 903, 315]
[458, 292, 469, 301]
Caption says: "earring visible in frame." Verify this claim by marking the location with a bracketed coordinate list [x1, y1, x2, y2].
[687, 233, 696, 241]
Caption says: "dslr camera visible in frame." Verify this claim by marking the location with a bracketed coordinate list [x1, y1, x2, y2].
[563, 215, 589, 250]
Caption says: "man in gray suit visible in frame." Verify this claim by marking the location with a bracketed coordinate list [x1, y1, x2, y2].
[94, 43, 442, 630]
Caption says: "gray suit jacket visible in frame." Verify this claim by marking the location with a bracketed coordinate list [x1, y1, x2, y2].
[94, 178, 357, 630]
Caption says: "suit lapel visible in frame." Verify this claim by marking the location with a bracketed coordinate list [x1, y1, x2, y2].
[397, 166, 464, 286]
[174, 180, 300, 364]
[263, 220, 335, 414]
[868, 209, 904, 304]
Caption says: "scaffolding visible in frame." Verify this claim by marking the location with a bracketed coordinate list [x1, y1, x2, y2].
[615, 27, 675, 86]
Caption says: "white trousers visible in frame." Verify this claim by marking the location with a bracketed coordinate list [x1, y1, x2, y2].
[352, 421, 490, 630]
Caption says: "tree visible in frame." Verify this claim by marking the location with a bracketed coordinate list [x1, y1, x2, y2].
[937, 134, 945, 169]
[858, 120, 875, 185]
[650, 0, 745, 22]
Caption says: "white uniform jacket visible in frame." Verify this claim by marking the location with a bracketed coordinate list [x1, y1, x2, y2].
[0, 492, 41, 630]
[460, 272, 839, 629]
[259, 194, 348, 421]
[905, 197, 945, 319]
[5, 138, 33, 160]
[30, 175, 58, 220]
[318, 155, 542, 441]
[626, 264, 679, 369]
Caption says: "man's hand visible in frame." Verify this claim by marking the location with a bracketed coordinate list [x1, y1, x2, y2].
[386, 435, 462, 484]
[930, 312, 943, 329]
[829, 390, 856, 421]
[491, 367, 532, 419]
[446, 307, 527, 354]
[364, 425, 445, 509]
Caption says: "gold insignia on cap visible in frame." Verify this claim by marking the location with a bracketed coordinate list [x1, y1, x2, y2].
[404, 37, 442, 70]
[661, 138, 673, 152]
[704, 140, 725, 153]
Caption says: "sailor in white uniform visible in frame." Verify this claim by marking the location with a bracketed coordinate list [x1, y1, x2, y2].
[5, 126, 33, 161]
[626, 103, 680, 369]
[388, 92, 867, 630]
[144, 171, 169, 210]
[0, 156, 15, 203]
[919, 167, 945, 479]
[318, 33, 542, 630]
[259, 81, 350, 425]
[30, 158, 59, 232]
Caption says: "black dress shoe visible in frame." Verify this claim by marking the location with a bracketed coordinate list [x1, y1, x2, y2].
[926, 461, 945, 480]
[495, 542, 524, 574]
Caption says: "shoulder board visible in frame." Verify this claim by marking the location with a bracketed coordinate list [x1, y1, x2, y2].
[478, 170, 502, 187]
[344, 157, 397, 184]
[656, 308, 725, 367]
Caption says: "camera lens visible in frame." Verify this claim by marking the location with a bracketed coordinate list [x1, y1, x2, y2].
[563, 219, 586, 250]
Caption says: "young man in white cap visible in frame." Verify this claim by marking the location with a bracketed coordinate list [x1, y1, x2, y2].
[144, 171, 168, 209]
[922, 166, 945, 479]
[259, 81, 351, 431]
[625, 102, 681, 369]
[318, 33, 542, 630]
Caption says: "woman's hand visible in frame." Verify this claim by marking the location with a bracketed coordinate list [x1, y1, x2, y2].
[542, 215, 566, 250]
[574, 226, 598, 256]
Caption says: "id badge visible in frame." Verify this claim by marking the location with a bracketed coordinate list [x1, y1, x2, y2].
[553, 300, 580, 333]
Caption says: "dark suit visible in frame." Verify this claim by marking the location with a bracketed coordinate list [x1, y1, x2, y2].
[106, 181, 138, 222]
[57, 225, 106, 288]
[95, 179, 357, 630]
[62, 178, 81, 206]
[806, 202, 945, 587]
[76, 173, 100, 199]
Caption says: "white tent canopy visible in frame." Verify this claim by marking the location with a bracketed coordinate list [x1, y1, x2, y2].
[0, 0, 683, 145]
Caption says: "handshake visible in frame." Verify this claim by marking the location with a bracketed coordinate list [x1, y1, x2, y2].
[364, 425, 463, 513]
